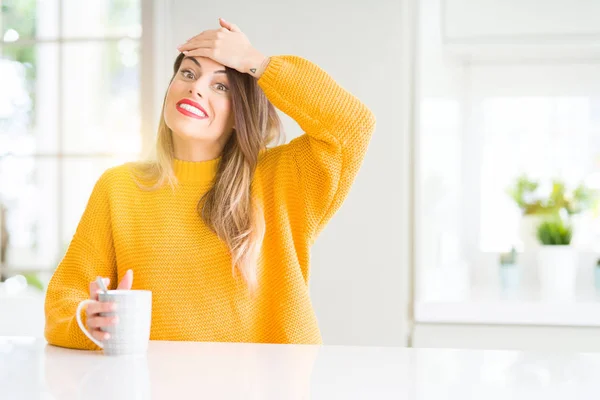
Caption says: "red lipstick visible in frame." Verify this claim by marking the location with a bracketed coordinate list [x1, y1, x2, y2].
[176, 98, 209, 120]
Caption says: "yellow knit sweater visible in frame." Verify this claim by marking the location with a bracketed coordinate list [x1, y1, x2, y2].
[44, 55, 376, 349]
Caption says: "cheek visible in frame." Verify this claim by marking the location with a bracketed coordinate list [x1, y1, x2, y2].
[166, 81, 185, 107]
[163, 82, 185, 124]
[213, 98, 234, 126]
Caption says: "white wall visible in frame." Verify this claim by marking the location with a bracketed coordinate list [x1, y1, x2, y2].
[153, 0, 414, 346]
[443, 0, 600, 40]
[441, 0, 600, 61]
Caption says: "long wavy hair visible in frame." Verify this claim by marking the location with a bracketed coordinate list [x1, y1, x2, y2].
[134, 53, 283, 291]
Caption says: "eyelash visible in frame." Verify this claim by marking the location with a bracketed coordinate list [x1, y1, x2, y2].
[180, 69, 229, 92]
[215, 83, 229, 92]
[181, 69, 195, 80]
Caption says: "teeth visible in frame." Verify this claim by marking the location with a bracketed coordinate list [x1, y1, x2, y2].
[179, 103, 207, 117]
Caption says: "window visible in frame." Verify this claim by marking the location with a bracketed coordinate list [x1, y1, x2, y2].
[417, 98, 463, 272]
[418, 64, 600, 277]
[479, 96, 600, 252]
[0, 0, 142, 271]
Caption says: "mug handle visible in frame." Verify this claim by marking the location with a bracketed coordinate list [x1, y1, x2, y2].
[76, 299, 104, 349]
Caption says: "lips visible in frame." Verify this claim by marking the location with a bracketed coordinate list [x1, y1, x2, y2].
[176, 98, 209, 120]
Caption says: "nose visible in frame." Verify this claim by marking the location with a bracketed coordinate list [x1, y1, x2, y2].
[188, 75, 211, 99]
[189, 87, 202, 98]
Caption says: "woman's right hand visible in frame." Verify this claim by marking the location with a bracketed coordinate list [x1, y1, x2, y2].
[85, 269, 133, 342]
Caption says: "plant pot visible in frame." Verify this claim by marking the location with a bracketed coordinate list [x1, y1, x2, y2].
[499, 263, 519, 290]
[519, 215, 544, 251]
[537, 246, 578, 300]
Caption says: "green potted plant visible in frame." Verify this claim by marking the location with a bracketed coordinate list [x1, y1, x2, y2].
[499, 247, 519, 290]
[507, 176, 597, 251]
[506, 175, 553, 215]
[536, 218, 577, 299]
[0, 203, 8, 281]
[507, 175, 554, 251]
[595, 258, 600, 292]
[561, 183, 597, 215]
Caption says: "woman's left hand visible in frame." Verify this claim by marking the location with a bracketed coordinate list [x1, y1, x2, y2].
[177, 18, 268, 77]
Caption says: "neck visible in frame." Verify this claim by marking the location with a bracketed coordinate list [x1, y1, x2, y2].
[173, 141, 222, 162]
[172, 132, 231, 162]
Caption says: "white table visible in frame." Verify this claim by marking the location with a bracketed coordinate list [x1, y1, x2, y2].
[2, 336, 600, 399]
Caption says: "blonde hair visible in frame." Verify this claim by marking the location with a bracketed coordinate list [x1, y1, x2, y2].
[134, 53, 283, 291]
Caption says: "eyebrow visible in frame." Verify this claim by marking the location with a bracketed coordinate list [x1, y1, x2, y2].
[183, 57, 227, 74]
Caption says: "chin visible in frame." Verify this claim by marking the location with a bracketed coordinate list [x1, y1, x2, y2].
[172, 126, 212, 141]
[166, 115, 206, 138]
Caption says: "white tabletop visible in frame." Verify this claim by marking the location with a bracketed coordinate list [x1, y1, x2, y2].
[2, 336, 600, 399]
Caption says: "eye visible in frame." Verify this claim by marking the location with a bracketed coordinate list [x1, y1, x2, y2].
[215, 83, 229, 92]
[181, 69, 195, 80]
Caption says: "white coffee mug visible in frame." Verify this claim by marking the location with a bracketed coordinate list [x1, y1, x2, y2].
[76, 290, 152, 356]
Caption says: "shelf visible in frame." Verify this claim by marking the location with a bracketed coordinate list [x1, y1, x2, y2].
[415, 281, 600, 327]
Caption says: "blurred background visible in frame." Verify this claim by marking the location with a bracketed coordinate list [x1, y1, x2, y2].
[0, 0, 143, 338]
[1, 0, 599, 352]
[413, 0, 600, 351]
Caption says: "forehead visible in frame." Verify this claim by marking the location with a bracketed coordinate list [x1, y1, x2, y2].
[181, 56, 226, 71]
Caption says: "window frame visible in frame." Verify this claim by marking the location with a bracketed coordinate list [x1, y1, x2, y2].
[0, 0, 155, 275]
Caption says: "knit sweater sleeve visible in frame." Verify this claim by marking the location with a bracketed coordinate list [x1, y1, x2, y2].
[44, 170, 118, 350]
[257, 56, 376, 240]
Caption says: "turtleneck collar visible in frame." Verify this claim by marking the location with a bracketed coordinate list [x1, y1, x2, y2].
[173, 157, 221, 184]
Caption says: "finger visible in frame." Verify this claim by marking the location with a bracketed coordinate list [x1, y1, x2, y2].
[86, 301, 117, 316]
[89, 277, 110, 300]
[184, 29, 220, 44]
[87, 315, 119, 329]
[178, 39, 213, 52]
[89, 281, 98, 300]
[117, 269, 134, 290]
[92, 329, 111, 342]
[182, 48, 214, 59]
[219, 18, 241, 32]
[186, 29, 218, 41]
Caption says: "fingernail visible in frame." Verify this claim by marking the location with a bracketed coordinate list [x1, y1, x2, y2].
[113, 316, 119, 324]
[104, 333, 110, 340]
[110, 303, 117, 311]
[177, 43, 184, 48]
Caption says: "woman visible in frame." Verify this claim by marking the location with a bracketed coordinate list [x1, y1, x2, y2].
[45, 18, 375, 349]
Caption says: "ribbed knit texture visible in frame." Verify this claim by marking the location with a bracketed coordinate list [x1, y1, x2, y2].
[44, 55, 376, 349]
